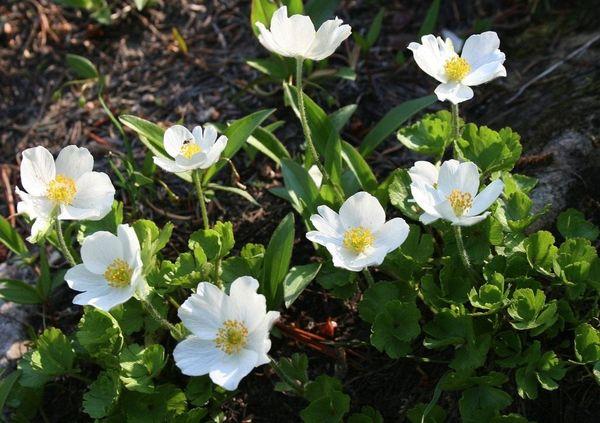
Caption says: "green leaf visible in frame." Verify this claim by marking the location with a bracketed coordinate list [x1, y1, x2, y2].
[459, 386, 512, 423]
[418, 0, 441, 36]
[213, 221, 235, 257]
[407, 402, 446, 423]
[83, 371, 121, 419]
[341, 141, 377, 192]
[348, 406, 384, 423]
[278, 158, 320, 216]
[305, 0, 340, 27]
[456, 124, 522, 174]
[502, 173, 537, 196]
[185, 376, 213, 407]
[119, 344, 166, 393]
[0, 371, 20, 413]
[370, 300, 421, 358]
[329, 104, 357, 133]
[525, 231, 557, 275]
[397, 110, 452, 158]
[250, 0, 278, 36]
[121, 384, 187, 421]
[360, 95, 436, 157]
[66, 53, 99, 79]
[423, 308, 473, 349]
[302, 375, 349, 422]
[273, 353, 309, 394]
[19, 328, 75, 387]
[557, 208, 599, 241]
[359, 281, 416, 324]
[0, 279, 42, 304]
[388, 169, 421, 220]
[283, 263, 321, 308]
[450, 334, 491, 373]
[0, 215, 28, 256]
[508, 288, 557, 334]
[207, 183, 259, 207]
[77, 307, 124, 366]
[316, 263, 357, 299]
[574, 323, 600, 363]
[261, 213, 295, 308]
[204, 109, 275, 182]
[247, 126, 291, 165]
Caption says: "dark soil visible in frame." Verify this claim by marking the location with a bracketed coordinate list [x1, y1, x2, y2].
[1, 0, 600, 422]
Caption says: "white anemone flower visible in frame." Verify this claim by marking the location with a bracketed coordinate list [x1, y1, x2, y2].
[408, 31, 506, 104]
[410, 160, 504, 226]
[306, 191, 410, 272]
[153, 125, 228, 173]
[256, 6, 352, 61]
[16, 146, 115, 242]
[64, 224, 147, 311]
[174, 277, 280, 391]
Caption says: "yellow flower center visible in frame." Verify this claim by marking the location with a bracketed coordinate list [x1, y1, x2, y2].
[444, 57, 471, 82]
[343, 226, 375, 254]
[103, 259, 133, 288]
[215, 320, 248, 355]
[180, 141, 202, 159]
[448, 189, 473, 216]
[47, 174, 77, 204]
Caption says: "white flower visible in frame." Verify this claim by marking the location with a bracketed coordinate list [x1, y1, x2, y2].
[153, 125, 228, 173]
[16, 146, 115, 242]
[409, 160, 504, 226]
[64, 224, 147, 311]
[174, 277, 280, 391]
[306, 191, 410, 272]
[256, 6, 351, 61]
[408, 31, 506, 104]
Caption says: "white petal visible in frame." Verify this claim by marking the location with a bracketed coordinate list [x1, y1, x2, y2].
[310, 205, 344, 237]
[433, 199, 459, 223]
[58, 172, 114, 221]
[339, 191, 386, 231]
[174, 151, 208, 170]
[209, 349, 259, 391]
[461, 31, 504, 72]
[441, 29, 464, 53]
[27, 217, 53, 243]
[65, 264, 107, 292]
[178, 282, 229, 339]
[308, 165, 323, 188]
[410, 182, 442, 217]
[54, 146, 93, 180]
[174, 336, 225, 377]
[85, 286, 135, 311]
[419, 212, 440, 225]
[20, 146, 55, 196]
[374, 218, 410, 252]
[256, 22, 287, 56]
[246, 310, 279, 362]
[408, 34, 454, 83]
[153, 156, 186, 173]
[16, 187, 55, 219]
[201, 135, 227, 169]
[117, 224, 141, 267]
[462, 60, 506, 86]
[229, 276, 267, 332]
[164, 125, 193, 158]
[270, 7, 315, 58]
[408, 161, 439, 186]
[305, 18, 351, 61]
[329, 244, 388, 272]
[434, 82, 474, 104]
[81, 231, 124, 274]
[306, 230, 342, 247]
[454, 213, 490, 227]
[436, 159, 460, 195]
[468, 179, 504, 216]
[194, 125, 218, 151]
[456, 161, 480, 196]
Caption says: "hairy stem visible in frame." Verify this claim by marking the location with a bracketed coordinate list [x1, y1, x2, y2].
[362, 268, 375, 286]
[142, 299, 183, 340]
[192, 169, 210, 230]
[453, 226, 478, 282]
[295, 58, 344, 201]
[451, 103, 460, 143]
[55, 219, 76, 266]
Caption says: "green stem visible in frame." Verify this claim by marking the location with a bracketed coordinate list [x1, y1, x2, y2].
[362, 268, 375, 286]
[55, 219, 76, 266]
[295, 59, 344, 201]
[453, 226, 478, 282]
[451, 103, 460, 143]
[192, 169, 210, 230]
[142, 299, 183, 339]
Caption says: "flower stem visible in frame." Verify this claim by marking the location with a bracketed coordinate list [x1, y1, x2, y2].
[295, 58, 344, 201]
[55, 219, 76, 266]
[451, 103, 461, 143]
[453, 226, 478, 281]
[141, 298, 183, 340]
[362, 268, 375, 286]
[192, 169, 210, 230]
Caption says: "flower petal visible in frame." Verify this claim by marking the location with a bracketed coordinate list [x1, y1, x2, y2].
[305, 18, 351, 61]
[462, 60, 506, 86]
[178, 282, 230, 339]
[229, 276, 268, 332]
[164, 125, 193, 158]
[419, 212, 440, 225]
[201, 135, 227, 169]
[408, 161, 439, 186]
[374, 218, 410, 252]
[408, 35, 454, 83]
[20, 146, 55, 196]
[456, 161, 480, 196]
[16, 187, 55, 219]
[434, 82, 474, 104]
[339, 191, 386, 231]
[410, 181, 442, 217]
[59, 172, 114, 221]
[454, 213, 490, 227]
[209, 349, 259, 391]
[153, 156, 186, 173]
[81, 231, 124, 274]
[310, 205, 344, 237]
[84, 286, 135, 311]
[256, 22, 286, 56]
[117, 224, 141, 267]
[54, 146, 94, 180]
[65, 264, 108, 292]
[468, 179, 504, 216]
[174, 336, 225, 377]
[193, 125, 218, 151]
[270, 7, 315, 58]
[461, 31, 504, 72]
[433, 199, 459, 223]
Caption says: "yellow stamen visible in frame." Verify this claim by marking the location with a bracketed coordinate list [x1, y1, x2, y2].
[215, 320, 248, 355]
[343, 226, 375, 254]
[444, 57, 471, 82]
[180, 141, 202, 159]
[448, 189, 473, 216]
[103, 258, 133, 288]
[47, 174, 77, 205]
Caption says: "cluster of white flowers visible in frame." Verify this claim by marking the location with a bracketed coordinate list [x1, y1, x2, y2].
[13, 5, 507, 393]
